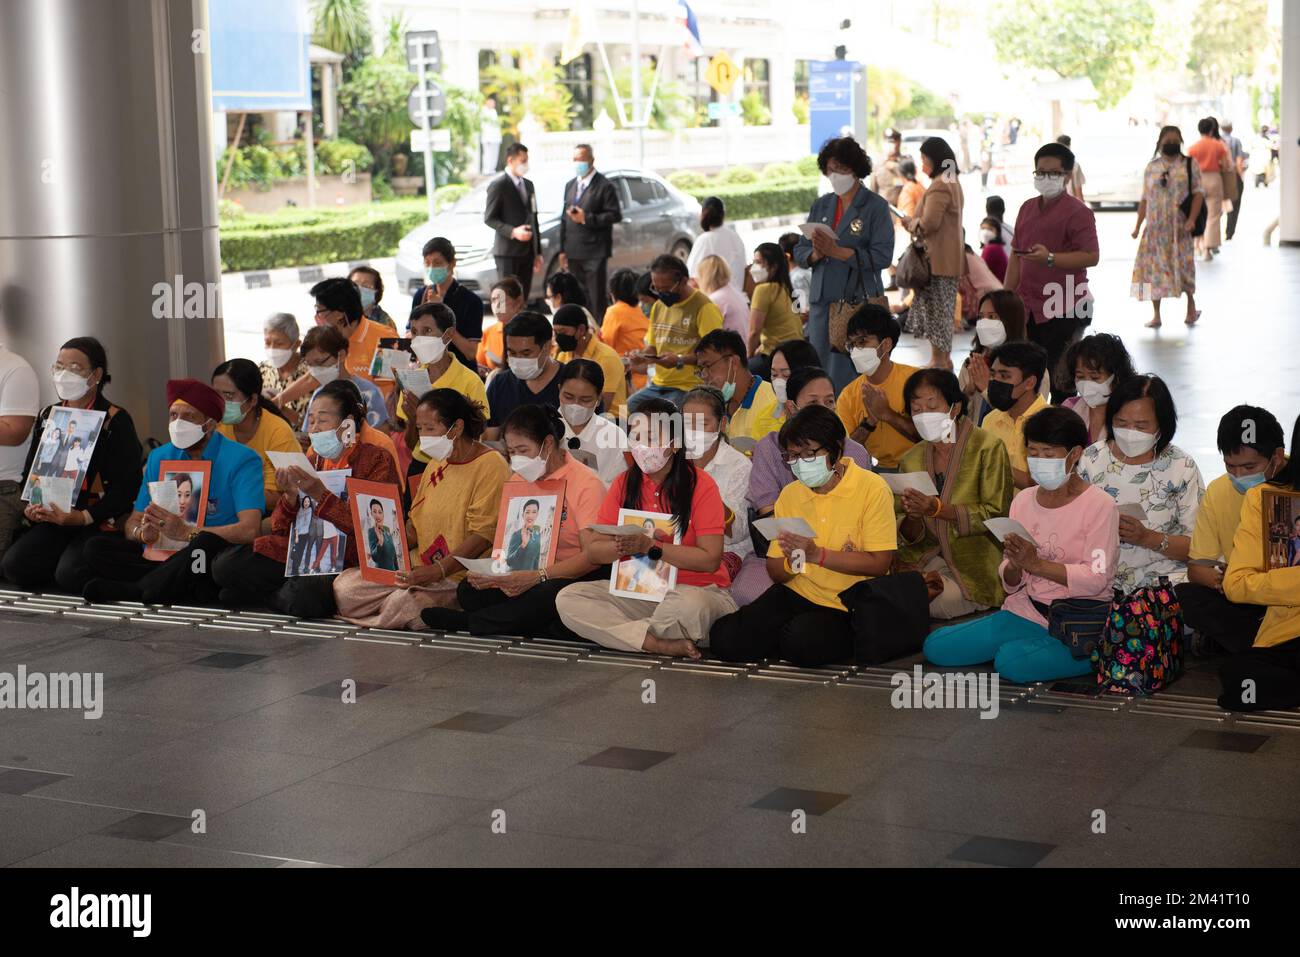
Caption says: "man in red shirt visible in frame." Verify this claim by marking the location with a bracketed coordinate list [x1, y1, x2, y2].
[1002, 142, 1100, 404]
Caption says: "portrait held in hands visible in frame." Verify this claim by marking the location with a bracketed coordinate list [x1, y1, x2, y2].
[142, 460, 212, 561]
[347, 478, 411, 585]
[493, 480, 565, 573]
[610, 509, 680, 602]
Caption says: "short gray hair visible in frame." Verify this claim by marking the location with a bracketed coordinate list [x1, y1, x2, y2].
[263, 312, 299, 342]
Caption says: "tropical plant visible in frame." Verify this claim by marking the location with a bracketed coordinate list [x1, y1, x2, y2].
[337, 55, 416, 180]
[740, 91, 772, 127]
[480, 47, 575, 134]
[609, 66, 695, 131]
[311, 0, 372, 75]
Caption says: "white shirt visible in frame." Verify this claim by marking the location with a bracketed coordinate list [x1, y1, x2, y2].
[0, 347, 40, 483]
[702, 439, 753, 559]
[707, 284, 751, 339]
[563, 413, 628, 488]
[789, 266, 812, 314]
[687, 225, 749, 291]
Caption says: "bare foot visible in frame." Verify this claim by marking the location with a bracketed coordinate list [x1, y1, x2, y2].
[642, 633, 702, 659]
[1144, 317, 1162, 328]
[1185, 310, 1201, 325]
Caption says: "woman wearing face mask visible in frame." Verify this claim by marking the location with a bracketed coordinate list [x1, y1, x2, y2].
[2, 338, 143, 591]
[209, 380, 399, 617]
[900, 137, 966, 371]
[895, 369, 1013, 620]
[477, 277, 524, 374]
[334, 389, 510, 629]
[790, 136, 894, 394]
[348, 266, 396, 331]
[557, 359, 627, 487]
[746, 243, 804, 376]
[1060, 333, 1136, 443]
[766, 339, 820, 415]
[600, 270, 651, 393]
[213, 358, 299, 514]
[1132, 125, 1205, 328]
[978, 216, 1009, 282]
[686, 196, 748, 293]
[259, 312, 308, 430]
[421, 404, 606, 637]
[545, 271, 590, 315]
[924, 407, 1120, 683]
[552, 304, 626, 415]
[555, 399, 736, 658]
[1076, 374, 1204, 595]
[681, 387, 752, 579]
[959, 290, 1037, 426]
[710, 406, 897, 667]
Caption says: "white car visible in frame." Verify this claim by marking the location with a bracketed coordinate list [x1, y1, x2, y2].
[1071, 132, 1154, 209]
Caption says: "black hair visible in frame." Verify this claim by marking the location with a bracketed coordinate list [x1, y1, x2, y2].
[546, 271, 589, 309]
[771, 339, 820, 373]
[1034, 142, 1076, 172]
[635, 271, 655, 299]
[349, 265, 384, 300]
[700, 196, 725, 231]
[369, 498, 385, 514]
[816, 136, 872, 178]
[310, 277, 363, 323]
[408, 301, 456, 333]
[504, 310, 554, 346]
[609, 268, 640, 306]
[846, 303, 900, 348]
[504, 142, 528, 160]
[785, 366, 832, 405]
[695, 328, 747, 360]
[650, 254, 689, 279]
[418, 387, 487, 440]
[1153, 125, 1183, 157]
[624, 398, 696, 534]
[59, 336, 111, 388]
[313, 378, 367, 431]
[903, 368, 967, 417]
[918, 137, 957, 179]
[1104, 373, 1178, 454]
[777, 232, 800, 256]
[1277, 415, 1300, 489]
[491, 275, 524, 300]
[212, 357, 291, 424]
[899, 157, 918, 181]
[1056, 134, 1072, 148]
[985, 195, 1006, 219]
[558, 357, 604, 394]
[1063, 333, 1136, 384]
[552, 304, 589, 331]
[1217, 405, 1285, 459]
[979, 216, 1005, 243]
[1023, 405, 1089, 451]
[421, 236, 457, 262]
[681, 386, 728, 426]
[753, 241, 794, 297]
[989, 340, 1048, 391]
[575, 143, 594, 158]
[503, 403, 565, 450]
[1198, 116, 1219, 138]
[778, 405, 846, 462]
[522, 498, 540, 510]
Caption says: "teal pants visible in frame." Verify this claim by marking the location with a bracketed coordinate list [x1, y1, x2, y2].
[923, 609, 1093, 684]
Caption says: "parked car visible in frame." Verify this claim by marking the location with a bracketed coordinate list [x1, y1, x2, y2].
[899, 128, 967, 170]
[1071, 131, 1153, 209]
[395, 167, 701, 301]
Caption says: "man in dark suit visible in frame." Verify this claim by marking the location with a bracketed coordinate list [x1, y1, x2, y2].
[484, 143, 543, 300]
[558, 143, 622, 323]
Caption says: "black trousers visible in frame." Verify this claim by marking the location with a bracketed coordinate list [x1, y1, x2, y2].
[1175, 582, 1266, 656]
[710, 581, 854, 668]
[454, 566, 606, 638]
[1225, 173, 1244, 240]
[211, 544, 337, 619]
[2, 523, 100, 593]
[81, 531, 233, 605]
[1027, 312, 1081, 404]
[81, 532, 160, 583]
[495, 254, 536, 301]
[1219, 636, 1300, 711]
[566, 256, 609, 323]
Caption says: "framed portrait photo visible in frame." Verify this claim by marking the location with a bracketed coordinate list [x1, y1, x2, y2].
[1262, 487, 1300, 571]
[347, 478, 410, 585]
[143, 460, 212, 561]
[491, 479, 566, 574]
[609, 508, 680, 603]
[22, 406, 107, 513]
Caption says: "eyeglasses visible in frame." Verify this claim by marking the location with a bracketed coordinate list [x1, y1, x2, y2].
[782, 447, 826, 466]
[1032, 170, 1067, 181]
[845, 338, 876, 351]
[695, 356, 730, 378]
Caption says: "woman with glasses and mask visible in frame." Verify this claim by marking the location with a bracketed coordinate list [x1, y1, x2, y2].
[1131, 125, 1205, 328]
[895, 369, 1012, 620]
[348, 266, 396, 331]
[557, 359, 627, 487]
[710, 405, 897, 667]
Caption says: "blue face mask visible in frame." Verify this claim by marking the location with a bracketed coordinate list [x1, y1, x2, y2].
[575, 161, 591, 177]
[425, 266, 449, 286]
[309, 428, 344, 461]
[640, 302, 653, 318]
[221, 400, 247, 426]
[1027, 456, 1070, 491]
[1230, 471, 1269, 494]
[791, 454, 833, 489]
[357, 285, 377, 309]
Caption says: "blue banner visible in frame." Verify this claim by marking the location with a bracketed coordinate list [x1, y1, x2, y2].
[809, 60, 860, 154]
[210, 0, 311, 112]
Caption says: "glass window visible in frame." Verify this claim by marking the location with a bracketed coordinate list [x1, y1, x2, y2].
[624, 176, 659, 206]
[744, 58, 771, 108]
[556, 53, 594, 130]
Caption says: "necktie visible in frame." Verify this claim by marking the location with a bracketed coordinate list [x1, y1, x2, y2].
[517, 178, 527, 205]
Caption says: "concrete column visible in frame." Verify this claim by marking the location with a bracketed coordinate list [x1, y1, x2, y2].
[1281, 0, 1299, 244]
[0, 0, 224, 442]
[320, 63, 338, 139]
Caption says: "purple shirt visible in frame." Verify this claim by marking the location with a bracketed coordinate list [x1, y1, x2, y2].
[1010, 193, 1098, 322]
[747, 431, 874, 512]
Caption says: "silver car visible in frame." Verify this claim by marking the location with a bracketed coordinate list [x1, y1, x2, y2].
[395, 167, 702, 300]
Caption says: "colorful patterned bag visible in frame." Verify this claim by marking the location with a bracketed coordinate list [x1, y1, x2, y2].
[1091, 577, 1184, 695]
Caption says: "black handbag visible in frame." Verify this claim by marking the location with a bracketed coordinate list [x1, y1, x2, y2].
[1178, 157, 1208, 237]
[1032, 595, 1113, 660]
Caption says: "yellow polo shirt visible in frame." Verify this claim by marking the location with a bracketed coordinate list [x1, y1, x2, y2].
[728, 377, 782, 449]
[217, 408, 301, 498]
[398, 359, 491, 464]
[767, 460, 897, 611]
[835, 361, 919, 470]
[981, 394, 1049, 474]
[645, 290, 723, 393]
[1190, 474, 1246, 563]
[557, 337, 628, 416]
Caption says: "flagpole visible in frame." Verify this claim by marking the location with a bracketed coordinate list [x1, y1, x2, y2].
[632, 0, 643, 168]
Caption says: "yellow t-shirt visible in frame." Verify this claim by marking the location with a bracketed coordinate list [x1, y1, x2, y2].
[409, 447, 512, 575]
[1190, 473, 1246, 563]
[981, 394, 1049, 474]
[751, 282, 804, 354]
[345, 316, 395, 399]
[217, 408, 301, 497]
[557, 337, 628, 417]
[728, 377, 783, 449]
[834, 361, 919, 470]
[767, 460, 898, 611]
[399, 358, 491, 464]
[645, 290, 723, 393]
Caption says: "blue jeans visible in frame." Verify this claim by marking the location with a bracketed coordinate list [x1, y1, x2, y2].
[923, 609, 1093, 683]
[627, 383, 686, 410]
[806, 302, 856, 395]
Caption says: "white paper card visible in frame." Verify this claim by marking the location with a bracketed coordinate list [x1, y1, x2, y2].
[1117, 503, 1148, 522]
[268, 450, 319, 479]
[985, 517, 1038, 546]
[397, 368, 433, 395]
[753, 516, 816, 540]
[459, 557, 512, 576]
[799, 221, 836, 241]
[879, 471, 940, 497]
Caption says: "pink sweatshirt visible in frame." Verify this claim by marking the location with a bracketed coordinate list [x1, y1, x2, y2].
[998, 483, 1120, 626]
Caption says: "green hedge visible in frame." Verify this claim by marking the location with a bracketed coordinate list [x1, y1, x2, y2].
[220, 206, 426, 272]
[687, 179, 819, 220]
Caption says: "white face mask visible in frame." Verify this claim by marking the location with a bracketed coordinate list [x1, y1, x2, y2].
[1034, 175, 1066, 199]
[630, 444, 674, 474]
[169, 418, 206, 450]
[913, 411, 955, 444]
[410, 335, 447, 365]
[53, 370, 91, 401]
[975, 318, 1006, 349]
[510, 450, 549, 482]
[1028, 455, 1071, 490]
[307, 363, 341, 386]
[750, 264, 769, 284]
[509, 356, 543, 380]
[420, 433, 455, 461]
[266, 347, 295, 369]
[1074, 376, 1114, 408]
[771, 377, 788, 406]
[979, 228, 997, 244]
[514, 161, 530, 178]
[851, 346, 882, 376]
[829, 172, 857, 195]
[562, 403, 593, 427]
[683, 429, 719, 460]
[1113, 428, 1159, 458]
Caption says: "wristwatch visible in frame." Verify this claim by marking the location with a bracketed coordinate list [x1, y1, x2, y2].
[1046, 251, 1056, 269]
[647, 544, 664, 562]
[674, 356, 684, 370]
[1156, 533, 1170, 554]
[538, 567, 549, 583]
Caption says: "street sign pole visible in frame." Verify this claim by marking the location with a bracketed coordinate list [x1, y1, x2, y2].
[632, 0, 643, 168]
[416, 56, 436, 222]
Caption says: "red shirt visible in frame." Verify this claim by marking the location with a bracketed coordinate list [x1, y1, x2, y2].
[1187, 137, 1228, 173]
[1011, 193, 1098, 323]
[596, 464, 730, 587]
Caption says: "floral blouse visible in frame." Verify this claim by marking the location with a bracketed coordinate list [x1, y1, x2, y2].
[1077, 441, 1205, 592]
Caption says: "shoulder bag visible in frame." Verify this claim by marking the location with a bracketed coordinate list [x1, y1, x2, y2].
[828, 248, 889, 354]
[1179, 157, 1208, 237]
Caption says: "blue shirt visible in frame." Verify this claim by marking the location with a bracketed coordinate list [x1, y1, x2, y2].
[311, 376, 388, 429]
[485, 368, 561, 427]
[134, 430, 265, 524]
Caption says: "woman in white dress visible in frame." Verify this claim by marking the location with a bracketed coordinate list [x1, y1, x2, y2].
[686, 196, 748, 293]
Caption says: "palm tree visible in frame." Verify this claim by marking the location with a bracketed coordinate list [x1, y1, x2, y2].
[312, 0, 370, 60]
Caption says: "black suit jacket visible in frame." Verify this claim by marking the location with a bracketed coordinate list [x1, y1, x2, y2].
[484, 173, 541, 258]
[558, 171, 622, 260]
